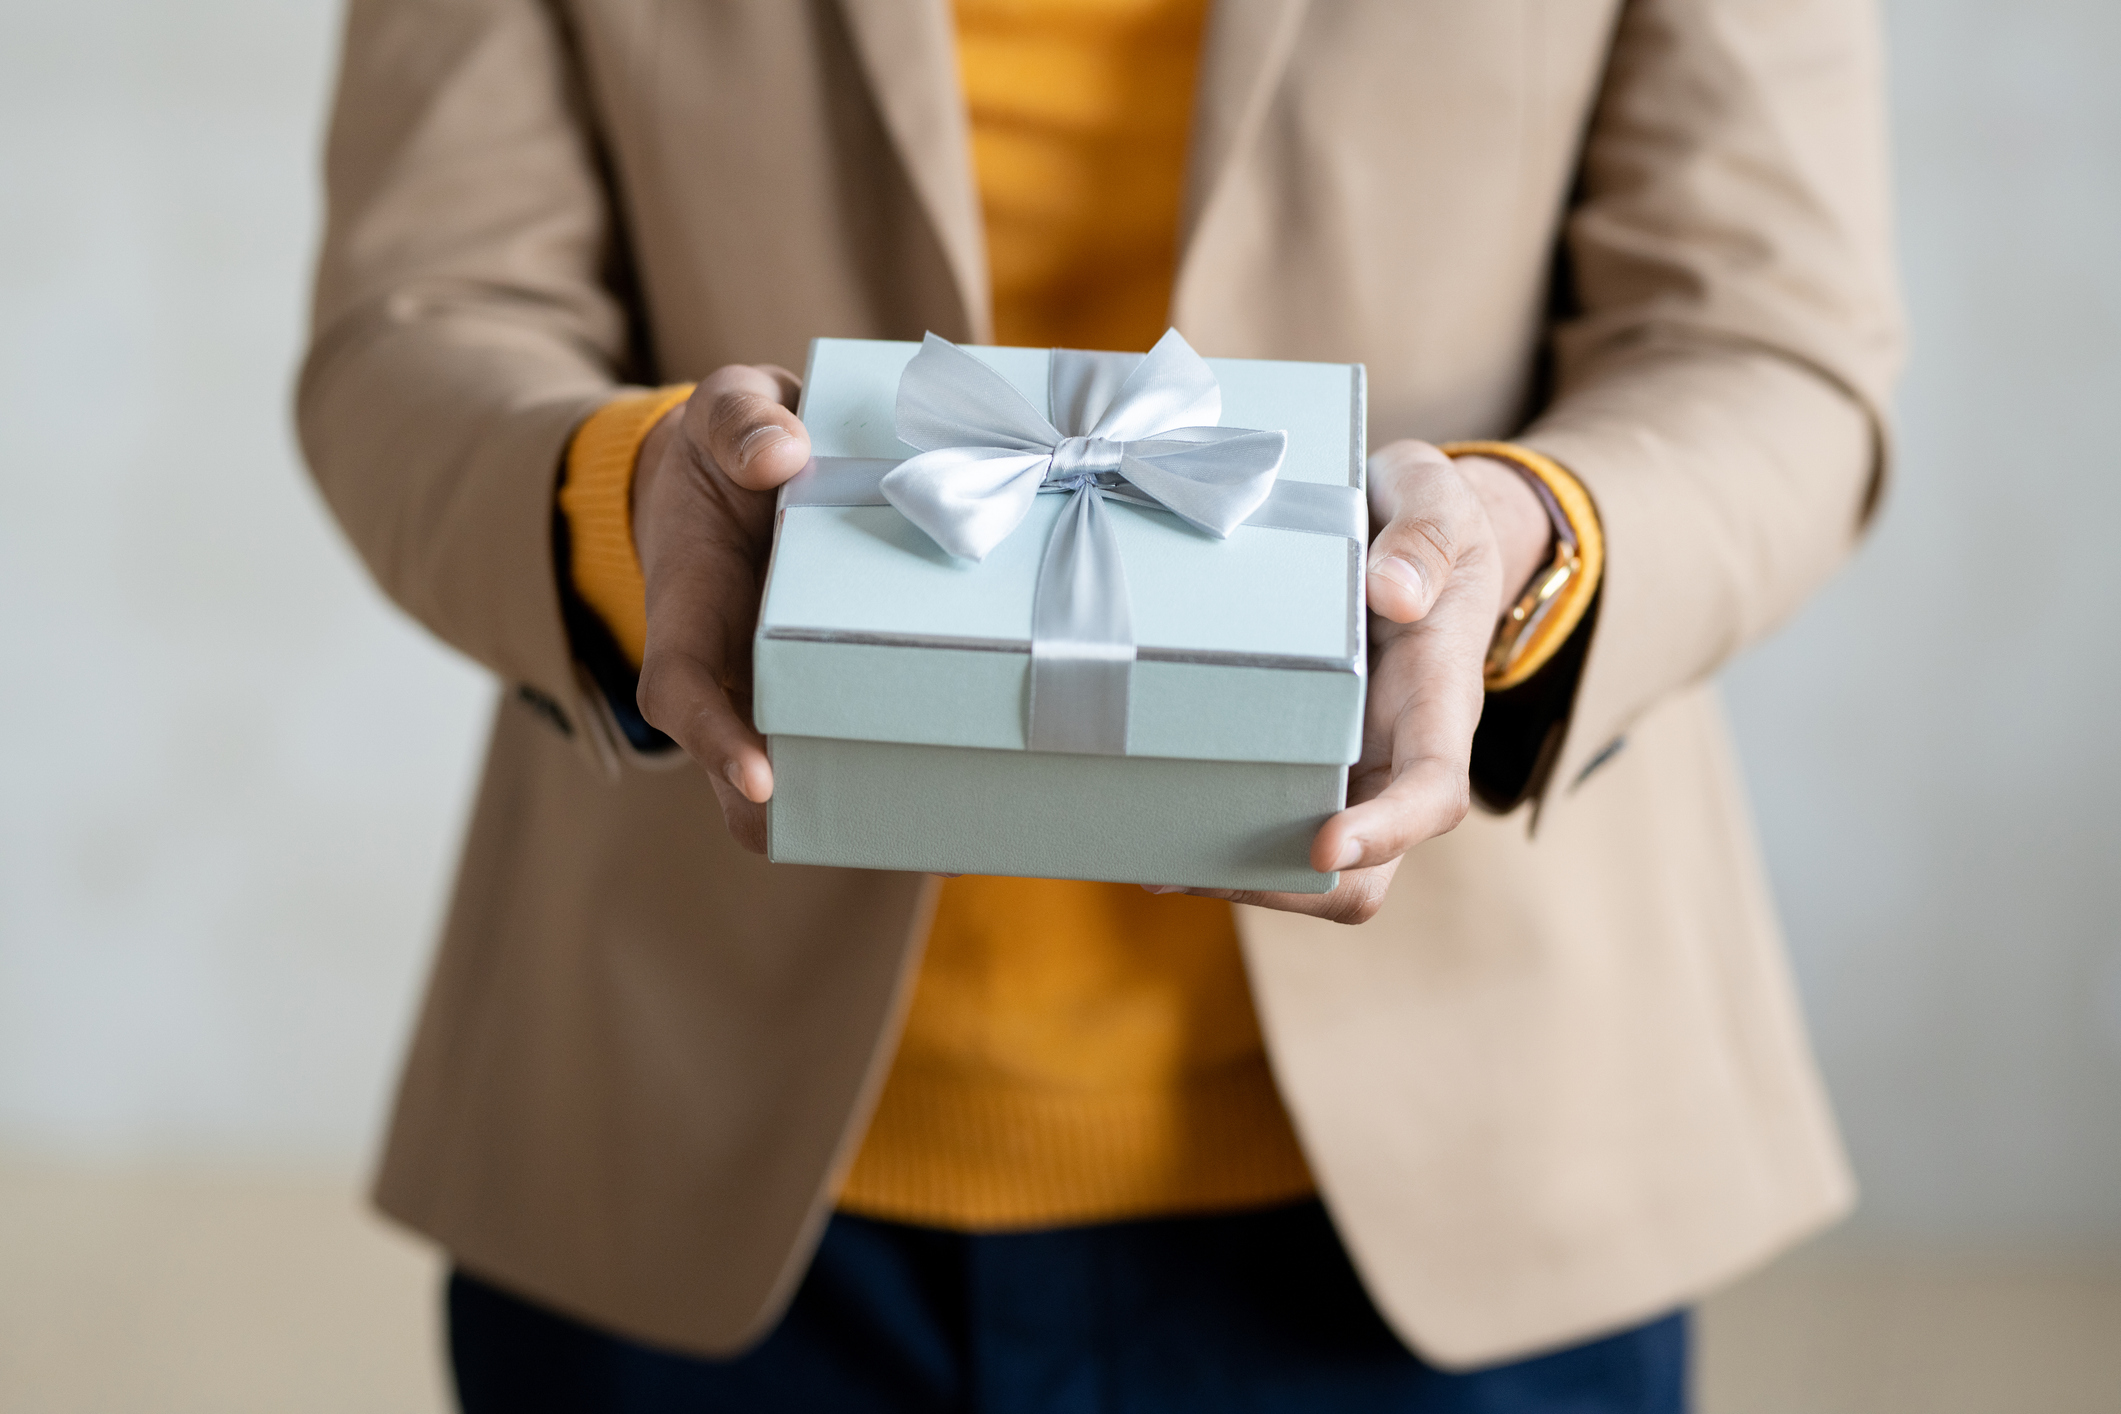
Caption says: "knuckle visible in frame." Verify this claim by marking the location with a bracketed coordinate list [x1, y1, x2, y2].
[634, 658, 677, 727]
[1327, 890, 1381, 927]
[704, 390, 800, 486]
[1438, 778, 1472, 833]
[1322, 874, 1389, 926]
[636, 653, 707, 738]
[1382, 516, 1455, 587]
[709, 389, 769, 439]
[676, 388, 718, 452]
[1403, 515, 1456, 561]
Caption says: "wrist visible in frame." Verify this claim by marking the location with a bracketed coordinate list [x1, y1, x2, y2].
[1454, 454, 1555, 618]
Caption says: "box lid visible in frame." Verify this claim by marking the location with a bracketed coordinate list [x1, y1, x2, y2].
[754, 338, 1367, 766]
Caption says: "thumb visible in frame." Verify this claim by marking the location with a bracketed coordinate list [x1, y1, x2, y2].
[684, 365, 813, 492]
[1366, 442, 1478, 625]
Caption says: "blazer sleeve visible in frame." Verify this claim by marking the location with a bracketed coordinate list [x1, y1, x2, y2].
[296, 0, 637, 769]
[1512, 0, 1905, 804]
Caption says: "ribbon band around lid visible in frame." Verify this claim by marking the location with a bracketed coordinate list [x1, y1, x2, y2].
[781, 329, 1365, 756]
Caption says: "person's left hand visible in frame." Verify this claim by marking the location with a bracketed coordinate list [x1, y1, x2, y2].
[1145, 441, 1553, 924]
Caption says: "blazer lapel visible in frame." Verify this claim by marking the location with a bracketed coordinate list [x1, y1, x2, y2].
[836, 0, 991, 340]
[1180, 0, 1312, 264]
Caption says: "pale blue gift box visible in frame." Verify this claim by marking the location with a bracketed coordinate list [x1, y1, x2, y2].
[753, 337, 1368, 893]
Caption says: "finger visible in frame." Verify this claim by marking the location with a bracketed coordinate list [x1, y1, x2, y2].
[1313, 601, 1494, 872]
[1309, 754, 1473, 873]
[1151, 862, 1398, 927]
[1309, 679, 1484, 871]
[683, 365, 813, 492]
[1364, 441, 1477, 625]
[637, 648, 775, 806]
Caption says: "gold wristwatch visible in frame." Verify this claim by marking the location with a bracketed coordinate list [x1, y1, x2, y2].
[1439, 441, 1601, 692]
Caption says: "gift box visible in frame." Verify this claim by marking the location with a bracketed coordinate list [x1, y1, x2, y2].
[753, 330, 1367, 893]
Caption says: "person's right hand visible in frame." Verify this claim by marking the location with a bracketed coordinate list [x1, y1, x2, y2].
[632, 364, 812, 853]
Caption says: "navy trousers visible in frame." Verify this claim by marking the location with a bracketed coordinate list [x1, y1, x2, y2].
[450, 1201, 1688, 1413]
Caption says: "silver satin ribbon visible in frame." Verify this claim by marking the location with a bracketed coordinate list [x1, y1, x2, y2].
[783, 329, 1363, 755]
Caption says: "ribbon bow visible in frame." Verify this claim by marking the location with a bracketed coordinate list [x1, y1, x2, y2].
[880, 329, 1288, 560]
[785, 330, 1361, 757]
[885, 330, 1285, 755]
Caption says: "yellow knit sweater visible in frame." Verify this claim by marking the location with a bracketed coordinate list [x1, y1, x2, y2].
[848, 1, 1320, 1229]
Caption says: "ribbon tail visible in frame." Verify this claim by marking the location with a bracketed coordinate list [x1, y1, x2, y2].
[781, 457, 896, 507]
[1028, 484, 1136, 755]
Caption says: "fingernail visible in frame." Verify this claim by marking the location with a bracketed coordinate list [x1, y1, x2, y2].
[1143, 885, 1184, 895]
[738, 425, 791, 469]
[1331, 838, 1363, 871]
[1369, 556, 1423, 596]
[723, 761, 746, 792]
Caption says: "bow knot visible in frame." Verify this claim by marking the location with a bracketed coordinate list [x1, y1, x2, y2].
[1046, 435, 1126, 490]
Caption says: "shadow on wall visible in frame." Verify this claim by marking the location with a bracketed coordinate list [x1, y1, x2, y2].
[1721, 0, 2121, 1247]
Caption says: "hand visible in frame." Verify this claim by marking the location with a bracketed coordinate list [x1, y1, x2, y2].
[1147, 441, 1553, 924]
[633, 365, 812, 852]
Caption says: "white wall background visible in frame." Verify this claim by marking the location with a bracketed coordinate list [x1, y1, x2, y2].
[0, 0, 488, 1164]
[1, 0, 2116, 1241]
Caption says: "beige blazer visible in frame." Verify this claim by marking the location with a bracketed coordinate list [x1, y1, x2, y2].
[299, 0, 1902, 1369]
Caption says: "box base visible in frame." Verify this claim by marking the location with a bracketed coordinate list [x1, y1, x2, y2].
[767, 736, 1344, 894]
